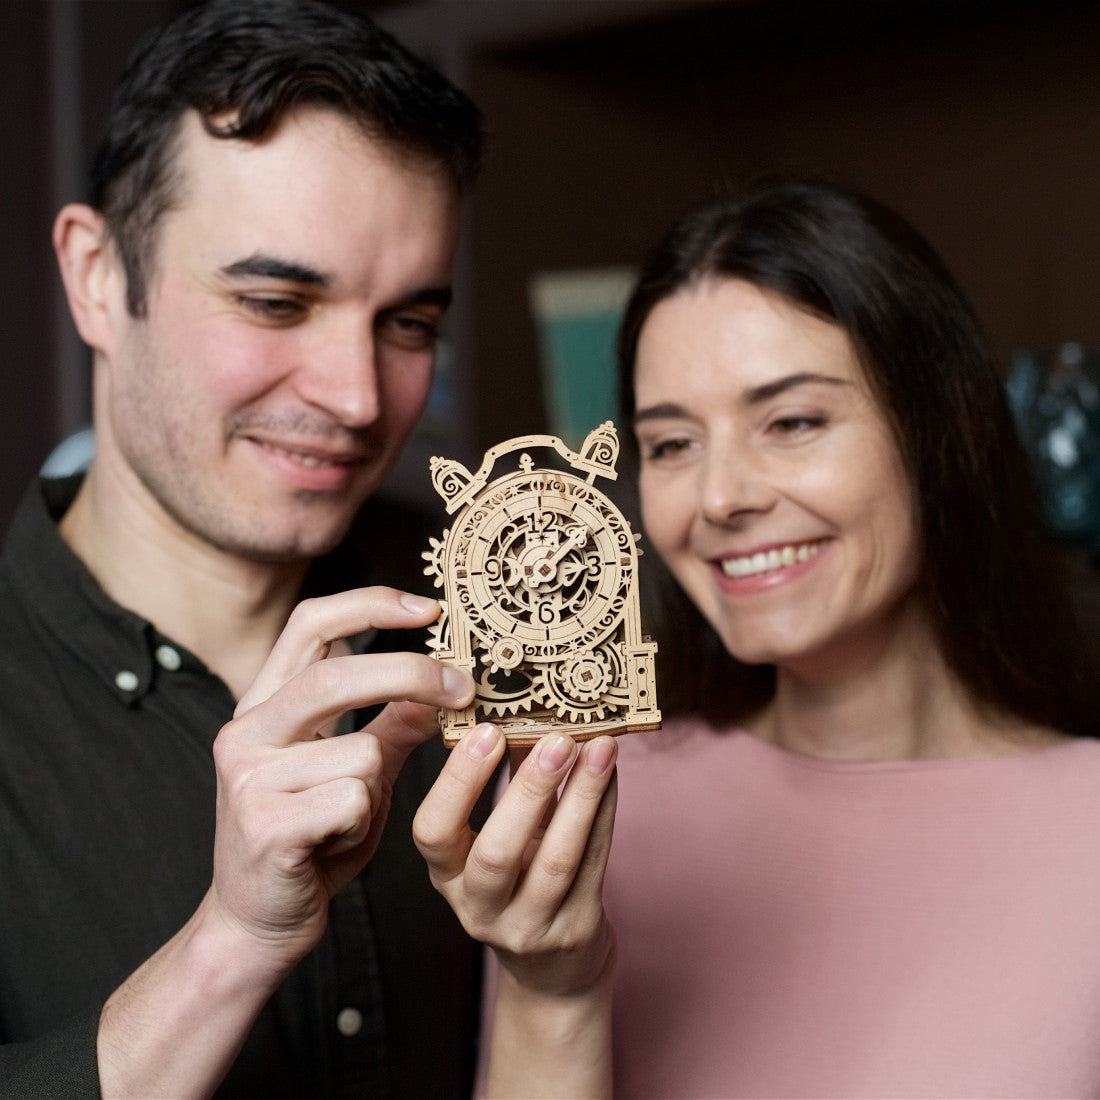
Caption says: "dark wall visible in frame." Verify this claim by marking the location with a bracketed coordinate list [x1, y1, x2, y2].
[1, 1, 56, 533]
[466, 0, 1100, 450]
[0, 0, 178, 534]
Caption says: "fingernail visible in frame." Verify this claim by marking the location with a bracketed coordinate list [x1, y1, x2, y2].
[442, 666, 474, 704]
[400, 592, 437, 615]
[584, 736, 617, 774]
[465, 723, 501, 759]
[538, 733, 576, 773]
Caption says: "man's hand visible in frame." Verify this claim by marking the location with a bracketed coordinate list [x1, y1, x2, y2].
[208, 586, 474, 962]
[97, 587, 473, 1099]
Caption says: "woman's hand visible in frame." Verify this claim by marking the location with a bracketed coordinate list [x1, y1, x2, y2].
[414, 724, 617, 1098]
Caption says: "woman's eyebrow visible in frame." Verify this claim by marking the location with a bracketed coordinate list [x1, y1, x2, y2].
[633, 402, 689, 425]
[634, 373, 851, 425]
[743, 372, 850, 404]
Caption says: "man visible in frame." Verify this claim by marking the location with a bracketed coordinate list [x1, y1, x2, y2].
[0, 1, 487, 1094]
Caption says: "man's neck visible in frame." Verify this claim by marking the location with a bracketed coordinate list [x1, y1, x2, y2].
[59, 466, 309, 701]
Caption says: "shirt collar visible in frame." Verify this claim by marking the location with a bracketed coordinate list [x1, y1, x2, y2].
[3, 477, 162, 704]
[2, 477, 396, 705]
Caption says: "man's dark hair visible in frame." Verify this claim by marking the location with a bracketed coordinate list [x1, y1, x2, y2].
[618, 176, 1098, 737]
[89, 0, 483, 316]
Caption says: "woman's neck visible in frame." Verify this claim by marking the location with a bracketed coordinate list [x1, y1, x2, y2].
[743, 615, 1065, 763]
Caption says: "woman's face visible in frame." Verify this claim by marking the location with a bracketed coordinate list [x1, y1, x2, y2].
[633, 277, 924, 679]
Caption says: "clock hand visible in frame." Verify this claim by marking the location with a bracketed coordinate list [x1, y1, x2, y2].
[522, 524, 589, 588]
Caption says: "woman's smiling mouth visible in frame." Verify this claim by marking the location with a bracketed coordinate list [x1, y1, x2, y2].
[718, 540, 825, 578]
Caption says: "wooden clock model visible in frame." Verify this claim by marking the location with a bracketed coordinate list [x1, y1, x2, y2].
[421, 421, 661, 746]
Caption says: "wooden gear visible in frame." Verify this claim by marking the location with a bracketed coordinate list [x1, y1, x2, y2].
[422, 421, 661, 746]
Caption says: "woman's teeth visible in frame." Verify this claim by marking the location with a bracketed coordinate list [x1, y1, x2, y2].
[720, 541, 821, 578]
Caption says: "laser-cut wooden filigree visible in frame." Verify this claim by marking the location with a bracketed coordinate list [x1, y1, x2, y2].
[422, 422, 661, 746]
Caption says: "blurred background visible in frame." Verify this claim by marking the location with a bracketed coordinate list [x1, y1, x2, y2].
[5, 0, 1100, 581]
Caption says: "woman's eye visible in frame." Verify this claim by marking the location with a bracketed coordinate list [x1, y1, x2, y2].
[644, 437, 694, 462]
[769, 414, 826, 436]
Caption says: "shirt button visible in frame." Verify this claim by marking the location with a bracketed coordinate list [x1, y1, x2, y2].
[336, 1007, 363, 1037]
[114, 670, 140, 692]
[155, 645, 182, 671]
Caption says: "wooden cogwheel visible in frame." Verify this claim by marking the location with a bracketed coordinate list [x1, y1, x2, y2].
[422, 421, 661, 746]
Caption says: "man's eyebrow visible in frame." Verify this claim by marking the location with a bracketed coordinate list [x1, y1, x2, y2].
[220, 255, 453, 311]
[220, 254, 330, 287]
[396, 285, 453, 311]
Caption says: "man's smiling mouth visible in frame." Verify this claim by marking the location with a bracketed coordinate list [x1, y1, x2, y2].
[252, 438, 362, 469]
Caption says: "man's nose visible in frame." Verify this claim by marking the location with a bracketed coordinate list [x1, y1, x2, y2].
[295, 319, 380, 428]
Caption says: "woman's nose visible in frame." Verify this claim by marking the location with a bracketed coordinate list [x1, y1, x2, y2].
[699, 449, 775, 528]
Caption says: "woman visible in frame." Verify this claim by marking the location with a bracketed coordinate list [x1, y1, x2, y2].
[418, 177, 1100, 1098]
[605, 176, 1100, 1097]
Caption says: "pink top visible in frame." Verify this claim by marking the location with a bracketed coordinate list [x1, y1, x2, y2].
[605, 722, 1100, 1099]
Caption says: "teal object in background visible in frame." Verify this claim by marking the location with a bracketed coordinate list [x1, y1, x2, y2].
[529, 267, 636, 449]
[1007, 343, 1100, 543]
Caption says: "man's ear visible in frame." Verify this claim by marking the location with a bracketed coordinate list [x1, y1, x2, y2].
[52, 203, 129, 353]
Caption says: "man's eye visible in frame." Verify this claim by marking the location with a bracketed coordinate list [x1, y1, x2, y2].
[379, 313, 440, 351]
[238, 296, 306, 323]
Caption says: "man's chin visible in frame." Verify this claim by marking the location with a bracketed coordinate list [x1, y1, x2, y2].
[208, 509, 358, 565]
[239, 525, 352, 564]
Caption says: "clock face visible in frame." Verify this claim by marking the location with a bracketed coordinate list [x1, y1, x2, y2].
[423, 425, 661, 743]
[449, 468, 632, 661]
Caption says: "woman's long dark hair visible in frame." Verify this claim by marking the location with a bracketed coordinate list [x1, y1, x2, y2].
[618, 176, 1097, 736]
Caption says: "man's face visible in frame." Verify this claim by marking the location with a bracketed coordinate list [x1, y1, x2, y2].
[97, 107, 460, 562]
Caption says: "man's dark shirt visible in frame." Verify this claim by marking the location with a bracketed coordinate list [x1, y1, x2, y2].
[0, 477, 483, 1098]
